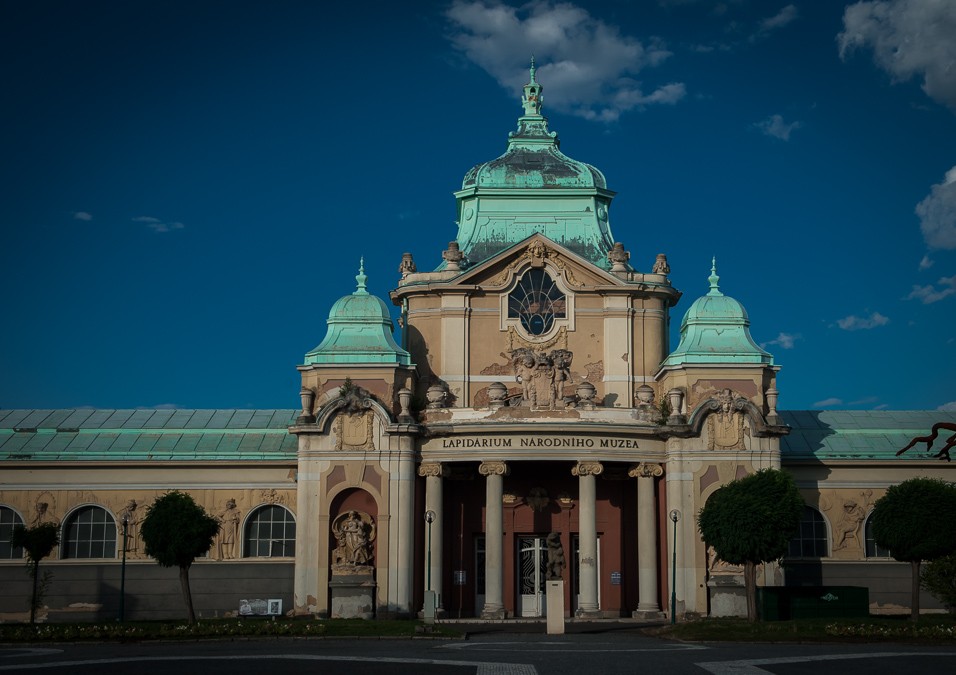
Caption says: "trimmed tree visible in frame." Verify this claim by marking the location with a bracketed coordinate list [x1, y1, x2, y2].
[10, 522, 59, 624]
[921, 552, 956, 613]
[697, 468, 803, 622]
[140, 491, 220, 623]
[871, 477, 956, 621]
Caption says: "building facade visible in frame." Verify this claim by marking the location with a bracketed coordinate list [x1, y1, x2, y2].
[2, 68, 954, 621]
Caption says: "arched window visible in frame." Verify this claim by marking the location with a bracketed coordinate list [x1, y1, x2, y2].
[62, 506, 116, 559]
[244, 505, 296, 557]
[0, 506, 25, 559]
[864, 514, 892, 558]
[787, 506, 828, 558]
[508, 269, 566, 336]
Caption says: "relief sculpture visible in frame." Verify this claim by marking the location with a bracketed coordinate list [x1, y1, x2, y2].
[706, 389, 749, 450]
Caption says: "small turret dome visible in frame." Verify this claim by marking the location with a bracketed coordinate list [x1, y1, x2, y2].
[304, 260, 411, 366]
[661, 260, 772, 366]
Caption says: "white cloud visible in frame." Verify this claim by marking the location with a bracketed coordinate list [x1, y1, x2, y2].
[133, 215, 184, 234]
[837, 311, 890, 330]
[915, 165, 956, 249]
[137, 403, 181, 410]
[838, 0, 956, 111]
[755, 4, 798, 37]
[906, 274, 956, 303]
[938, 401, 956, 411]
[754, 114, 802, 140]
[919, 254, 934, 270]
[761, 332, 801, 349]
[73, 211, 93, 221]
[874, 403, 890, 410]
[445, 0, 686, 122]
[813, 397, 843, 408]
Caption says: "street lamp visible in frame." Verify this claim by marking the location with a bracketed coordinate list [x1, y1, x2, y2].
[119, 511, 129, 622]
[669, 509, 681, 625]
[424, 510, 436, 592]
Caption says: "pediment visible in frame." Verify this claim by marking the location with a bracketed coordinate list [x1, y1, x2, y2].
[450, 233, 623, 291]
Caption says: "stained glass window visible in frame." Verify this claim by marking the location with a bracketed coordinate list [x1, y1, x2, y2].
[508, 269, 566, 336]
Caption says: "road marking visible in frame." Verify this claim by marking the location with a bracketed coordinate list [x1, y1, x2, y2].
[0, 650, 62, 659]
[443, 640, 707, 653]
[697, 651, 956, 674]
[0, 653, 536, 674]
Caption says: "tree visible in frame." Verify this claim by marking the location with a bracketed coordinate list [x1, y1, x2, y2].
[697, 469, 803, 622]
[921, 552, 956, 613]
[140, 491, 220, 623]
[871, 477, 956, 621]
[10, 522, 59, 624]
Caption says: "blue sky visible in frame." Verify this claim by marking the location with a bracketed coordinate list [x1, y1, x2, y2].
[1, 0, 954, 412]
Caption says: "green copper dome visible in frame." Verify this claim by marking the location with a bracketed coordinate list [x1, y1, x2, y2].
[304, 261, 412, 366]
[661, 260, 773, 367]
[450, 60, 617, 269]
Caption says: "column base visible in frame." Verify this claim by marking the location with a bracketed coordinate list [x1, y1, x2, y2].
[632, 608, 665, 620]
[573, 607, 603, 619]
[480, 606, 507, 620]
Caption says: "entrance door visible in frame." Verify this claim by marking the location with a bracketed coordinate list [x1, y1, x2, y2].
[518, 536, 548, 617]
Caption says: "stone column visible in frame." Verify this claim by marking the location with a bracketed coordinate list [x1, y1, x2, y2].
[386, 434, 417, 617]
[572, 460, 603, 617]
[479, 460, 509, 619]
[629, 462, 664, 616]
[418, 461, 448, 612]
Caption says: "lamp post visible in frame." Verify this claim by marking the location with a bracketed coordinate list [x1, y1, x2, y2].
[424, 510, 436, 591]
[669, 509, 681, 625]
[119, 512, 129, 622]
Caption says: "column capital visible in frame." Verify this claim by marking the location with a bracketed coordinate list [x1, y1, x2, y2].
[572, 461, 604, 477]
[628, 462, 663, 479]
[418, 461, 450, 478]
[479, 460, 509, 476]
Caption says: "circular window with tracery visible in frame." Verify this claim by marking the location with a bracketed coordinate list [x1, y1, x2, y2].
[508, 269, 566, 336]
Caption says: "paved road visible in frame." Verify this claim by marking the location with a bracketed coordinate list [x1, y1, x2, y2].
[2, 627, 955, 674]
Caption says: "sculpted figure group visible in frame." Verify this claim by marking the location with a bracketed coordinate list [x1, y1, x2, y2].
[332, 510, 375, 571]
[511, 348, 573, 410]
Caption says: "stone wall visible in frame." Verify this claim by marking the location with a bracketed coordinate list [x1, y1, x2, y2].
[0, 561, 293, 622]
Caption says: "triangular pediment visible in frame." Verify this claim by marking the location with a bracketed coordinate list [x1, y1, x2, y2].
[449, 233, 624, 291]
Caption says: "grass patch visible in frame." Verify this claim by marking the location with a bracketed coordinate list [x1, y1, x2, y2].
[647, 615, 956, 643]
[0, 618, 462, 643]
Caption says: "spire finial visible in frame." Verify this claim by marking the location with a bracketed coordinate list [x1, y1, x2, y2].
[355, 257, 369, 295]
[707, 256, 722, 295]
[522, 58, 543, 116]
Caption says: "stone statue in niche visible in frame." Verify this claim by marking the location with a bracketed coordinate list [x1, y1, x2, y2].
[706, 389, 749, 450]
[331, 510, 375, 572]
[546, 532, 566, 580]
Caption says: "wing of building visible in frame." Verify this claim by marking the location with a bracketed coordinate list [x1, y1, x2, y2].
[2, 66, 954, 622]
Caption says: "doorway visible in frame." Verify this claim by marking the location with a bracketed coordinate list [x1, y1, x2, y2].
[517, 535, 549, 617]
